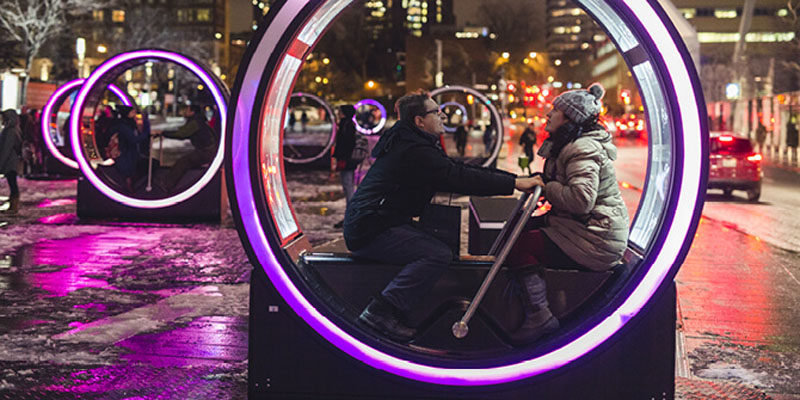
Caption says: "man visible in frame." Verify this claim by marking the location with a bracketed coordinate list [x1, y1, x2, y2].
[157, 104, 217, 192]
[343, 92, 539, 342]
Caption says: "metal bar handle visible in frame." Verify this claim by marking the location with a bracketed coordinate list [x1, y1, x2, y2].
[487, 191, 531, 256]
[453, 185, 542, 339]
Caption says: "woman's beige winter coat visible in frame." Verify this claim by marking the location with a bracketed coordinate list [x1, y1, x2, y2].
[541, 129, 629, 271]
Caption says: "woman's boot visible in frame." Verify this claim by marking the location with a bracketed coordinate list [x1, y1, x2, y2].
[509, 268, 559, 346]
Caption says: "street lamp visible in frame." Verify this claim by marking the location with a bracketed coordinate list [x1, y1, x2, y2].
[76, 37, 86, 78]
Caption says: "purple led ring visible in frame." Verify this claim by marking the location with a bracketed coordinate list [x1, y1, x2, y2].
[41, 79, 131, 170]
[227, 0, 705, 385]
[353, 98, 386, 135]
[69, 49, 228, 209]
[430, 85, 504, 168]
[438, 101, 468, 133]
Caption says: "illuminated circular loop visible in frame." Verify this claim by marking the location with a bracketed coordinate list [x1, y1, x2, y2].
[438, 101, 467, 133]
[352, 98, 386, 135]
[226, 0, 707, 386]
[70, 49, 228, 209]
[41, 79, 131, 170]
[284, 92, 337, 164]
[430, 85, 504, 167]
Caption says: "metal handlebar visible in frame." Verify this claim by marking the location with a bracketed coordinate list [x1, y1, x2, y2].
[452, 185, 542, 339]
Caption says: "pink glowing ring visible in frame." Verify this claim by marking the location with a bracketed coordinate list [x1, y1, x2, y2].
[41, 79, 131, 169]
[69, 49, 228, 209]
[284, 92, 337, 164]
[225, 0, 708, 386]
[353, 98, 386, 135]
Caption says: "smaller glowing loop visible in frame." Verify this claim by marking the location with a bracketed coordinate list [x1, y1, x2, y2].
[439, 101, 468, 133]
[284, 92, 337, 164]
[353, 99, 386, 135]
[70, 49, 227, 209]
[41, 79, 130, 170]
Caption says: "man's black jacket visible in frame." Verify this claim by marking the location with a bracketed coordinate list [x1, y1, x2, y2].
[343, 120, 516, 250]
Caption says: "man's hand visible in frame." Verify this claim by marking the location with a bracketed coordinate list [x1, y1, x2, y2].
[515, 175, 544, 192]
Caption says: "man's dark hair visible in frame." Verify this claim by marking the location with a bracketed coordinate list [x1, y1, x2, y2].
[394, 91, 431, 121]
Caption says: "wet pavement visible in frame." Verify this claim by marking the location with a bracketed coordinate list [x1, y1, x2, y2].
[0, 134, 798, 399]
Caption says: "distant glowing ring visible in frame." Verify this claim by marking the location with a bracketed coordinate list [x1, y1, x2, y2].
[353, 98, 386, 135]
[69, 49, 227, 209]
[41, 79, 131, 169]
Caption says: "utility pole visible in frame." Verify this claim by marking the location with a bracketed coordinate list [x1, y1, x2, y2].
[732, 0, 756, 137]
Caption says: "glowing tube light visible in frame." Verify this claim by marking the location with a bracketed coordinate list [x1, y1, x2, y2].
[41, 79, 131, 169]
[69, 49, 228, 209]
[353, 98, 386, 135]
[226, 0, 707, 386]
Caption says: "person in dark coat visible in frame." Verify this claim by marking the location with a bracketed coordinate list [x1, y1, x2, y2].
[343, 92, 539, 342]
[95, 105, 115, 159]
[518, 123, 538, 174]
[454, 123, 467, 156]
[332, 104, 358, 229]
[0, 110, 24, 214]
[156, 104, 217, 193]
[110, 105, 150, 194]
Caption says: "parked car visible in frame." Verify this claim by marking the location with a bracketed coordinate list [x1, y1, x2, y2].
[708, 132, 763, 202]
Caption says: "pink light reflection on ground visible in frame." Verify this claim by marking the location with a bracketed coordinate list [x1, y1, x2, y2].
[24, 232, 163, 297]
[37, 198, 77, 208]
[38, 213, 80, 225]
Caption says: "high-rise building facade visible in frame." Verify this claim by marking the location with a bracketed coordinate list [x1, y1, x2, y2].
[545, 0, 605, 83]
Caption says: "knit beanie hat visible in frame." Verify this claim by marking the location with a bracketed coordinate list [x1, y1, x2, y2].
[552, 83, 605, 125]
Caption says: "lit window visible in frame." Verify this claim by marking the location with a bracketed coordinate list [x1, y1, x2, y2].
[93, 10, 104, 22]
[714, 9, 737, 18]
[197, 9, 211, 21]
[697, 32, 796, 43]
[112, 10, 125, 23]
[777, 9, 789, 17]
[679, 8, 696, 19]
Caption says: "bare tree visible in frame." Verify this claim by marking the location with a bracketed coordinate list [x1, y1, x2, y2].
[110, 5, 211, 62]
[0, 0, 106, 105]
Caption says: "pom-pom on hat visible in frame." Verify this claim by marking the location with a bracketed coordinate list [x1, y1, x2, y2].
[552, 83, 605, 125]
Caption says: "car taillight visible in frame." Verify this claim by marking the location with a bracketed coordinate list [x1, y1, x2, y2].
[718, 135, 733, 142]
[746, 153, 762, 162]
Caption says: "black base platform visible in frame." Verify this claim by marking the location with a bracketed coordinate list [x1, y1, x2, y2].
[248, 263, 676, 399]
[76, 168, 223, 222]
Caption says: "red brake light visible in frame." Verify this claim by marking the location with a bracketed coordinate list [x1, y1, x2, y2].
[746, 153, 762, 162]
[718, 135, 734, 142]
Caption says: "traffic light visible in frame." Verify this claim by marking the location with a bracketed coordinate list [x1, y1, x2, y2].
[507, 83, 516, 92]
[620, 89, 631, 105]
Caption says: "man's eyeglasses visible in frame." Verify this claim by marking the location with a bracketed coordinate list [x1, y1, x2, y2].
[420, 108, 444, 118]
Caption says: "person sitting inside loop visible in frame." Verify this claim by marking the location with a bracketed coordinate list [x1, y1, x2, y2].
[107, 105, 151, 194]
[504, 83, 630, 346]
[343, 91, 540, 343]
[154, 104, 218, 194]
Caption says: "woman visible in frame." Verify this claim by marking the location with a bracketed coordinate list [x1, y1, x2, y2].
[506, 83, 629, 345]
[0, 110, 23, 214]
[109, 105, 150, 194]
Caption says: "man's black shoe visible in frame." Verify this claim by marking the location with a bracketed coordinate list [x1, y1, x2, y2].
[358, 297, 416, 342]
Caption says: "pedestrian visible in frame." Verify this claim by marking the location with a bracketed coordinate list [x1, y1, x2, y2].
[454, 122, 467, 157]
[343, 92, 540, 342]
[287, 111, 296, 133]
[332, 104, 359, 229]
[518, 123, 538, 174]
[19, 108, 41, 176]
[755, 122, 767, 152]
[109, 105, 151, 194]
[504, 83, 629, 345]
[0, 110, 24, 214]
[95, 105, 115, 159]
[483, 123, 495, 156]
[155, 104, 217, 193]
[300, 110, 309, 132]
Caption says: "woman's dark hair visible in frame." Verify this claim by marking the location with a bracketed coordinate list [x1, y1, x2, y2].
[394, 91, 430, 121]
